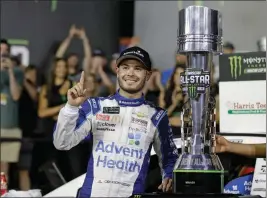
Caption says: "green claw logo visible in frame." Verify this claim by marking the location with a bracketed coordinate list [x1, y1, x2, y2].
[188, 85, 197, 99]
[228, 56, 242, 79]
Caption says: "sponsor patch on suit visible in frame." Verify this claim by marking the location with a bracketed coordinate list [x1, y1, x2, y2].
[103, 107, 120, 114]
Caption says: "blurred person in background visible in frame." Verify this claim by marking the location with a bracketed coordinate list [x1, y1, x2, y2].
[0, 39, 24, 181]
[160, 64, 186, 137]
[30, 58, 73, 187]
[10, 56, 25, 70]
[56, 25, 92, 82]
[223, 42, 235, 54]
[109, 53, 119, 87]
[257, 36, 266, 51]
[161, 53, 187, 86]
[143, 69, 165, 106]
[18, 65, 38, 190]
[90, 49, 115, 96]
[89, 49, 108, 74]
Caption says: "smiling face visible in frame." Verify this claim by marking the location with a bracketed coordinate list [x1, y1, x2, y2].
[116, 59, 151, 94]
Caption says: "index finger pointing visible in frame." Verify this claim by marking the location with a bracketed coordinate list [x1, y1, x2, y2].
[80, 71, 85, 85]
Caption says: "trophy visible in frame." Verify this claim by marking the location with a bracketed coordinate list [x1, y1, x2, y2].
[173, 6, 225, 194]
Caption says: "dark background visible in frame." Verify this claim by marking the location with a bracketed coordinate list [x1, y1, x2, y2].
[1, 0, 134, 68]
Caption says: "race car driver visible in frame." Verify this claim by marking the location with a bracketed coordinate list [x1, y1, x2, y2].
[215, 135, 266, 158]
[53, 46, 179, 197]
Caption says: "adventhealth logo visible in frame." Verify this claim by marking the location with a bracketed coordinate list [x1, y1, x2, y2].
[95, 140, 144, 173]
[229, 56, 242, 79]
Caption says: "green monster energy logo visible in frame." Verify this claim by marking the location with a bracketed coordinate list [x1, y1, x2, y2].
[188, 85, 197, 99]
[229, 56, 242, 79]
[134, 195, 141, 198]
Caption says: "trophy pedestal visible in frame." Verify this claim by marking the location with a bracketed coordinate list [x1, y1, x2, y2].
[173, 154, 224, 194]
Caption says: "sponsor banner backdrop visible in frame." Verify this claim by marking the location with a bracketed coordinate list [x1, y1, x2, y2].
[219, 52, 266, 82]
[219, 81, 266, 134]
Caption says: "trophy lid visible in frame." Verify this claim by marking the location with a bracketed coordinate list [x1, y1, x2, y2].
[177, 6, 223, 54]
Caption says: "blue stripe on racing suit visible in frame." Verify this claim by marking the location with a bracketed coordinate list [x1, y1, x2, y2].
[79, 133, 94, 198]
[152, 109, 179, 179]
[132, 143, 153, 194]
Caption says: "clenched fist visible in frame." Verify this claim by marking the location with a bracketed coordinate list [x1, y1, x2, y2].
[67, 71, 88, 107]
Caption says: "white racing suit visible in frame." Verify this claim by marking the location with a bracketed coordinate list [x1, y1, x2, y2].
[53, 92, 178, 197]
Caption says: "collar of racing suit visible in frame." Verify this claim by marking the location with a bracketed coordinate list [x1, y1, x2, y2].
[113, 89, 145, 107]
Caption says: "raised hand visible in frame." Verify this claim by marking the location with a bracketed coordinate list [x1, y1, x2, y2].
[67, 71, 88, 107]
[78, 27, 87, 40]
[69, 24, 77, 37]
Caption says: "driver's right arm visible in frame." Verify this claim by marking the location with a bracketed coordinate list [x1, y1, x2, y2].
[53, 100, 92, 150]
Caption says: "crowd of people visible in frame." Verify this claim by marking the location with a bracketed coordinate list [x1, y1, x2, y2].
[0, 24, 237, 193]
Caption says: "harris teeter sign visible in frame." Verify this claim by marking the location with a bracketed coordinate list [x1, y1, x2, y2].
[219, 51, 266, 134]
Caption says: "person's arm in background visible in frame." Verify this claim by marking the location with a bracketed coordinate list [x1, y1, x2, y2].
[55, 25, 77, 58]
[78, 28, 92, 73]
[155, 71, 165, 107]
[38, 85, 64, 118]
[24, 79, 37, 101]
[216, 135, 266, 158]
[153, 111, 179, 192]
[23, 68, 38, 101]
[5, 58, 23, 101]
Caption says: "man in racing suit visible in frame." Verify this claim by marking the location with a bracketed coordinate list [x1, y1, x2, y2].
[53, 46, 179, 197]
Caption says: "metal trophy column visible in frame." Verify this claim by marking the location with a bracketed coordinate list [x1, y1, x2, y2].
[173, 6, 225, 194]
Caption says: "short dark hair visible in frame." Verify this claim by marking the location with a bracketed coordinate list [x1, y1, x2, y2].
[1, 39, 11, 52]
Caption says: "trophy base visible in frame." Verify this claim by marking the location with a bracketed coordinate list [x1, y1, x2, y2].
[173, 154, 224, 194]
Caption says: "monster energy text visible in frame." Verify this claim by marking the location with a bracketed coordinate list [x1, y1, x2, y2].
[180, 69, 210, 99]
[229, 56, 266, 79]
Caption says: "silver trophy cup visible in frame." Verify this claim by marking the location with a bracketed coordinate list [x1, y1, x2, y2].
[173, 6, 225, 194]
